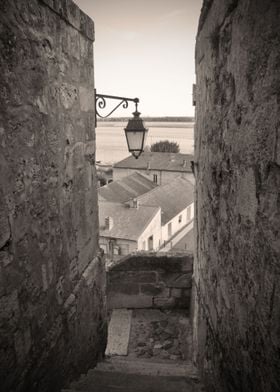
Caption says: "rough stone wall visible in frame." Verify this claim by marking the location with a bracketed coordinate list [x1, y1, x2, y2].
[0, 1, 106, 391]
[194, 1, 280, 391]
[107, 252, 193, 310]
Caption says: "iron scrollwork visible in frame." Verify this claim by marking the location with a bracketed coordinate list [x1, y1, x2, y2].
[95, 90, 139, 124]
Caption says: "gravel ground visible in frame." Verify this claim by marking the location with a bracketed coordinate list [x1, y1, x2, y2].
[128, 309, 192, 362]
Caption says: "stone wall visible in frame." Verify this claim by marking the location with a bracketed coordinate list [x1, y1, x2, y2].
[194, 1, 280, 391]
[107, 252, 193, 310]
[0, 1, 106, 391]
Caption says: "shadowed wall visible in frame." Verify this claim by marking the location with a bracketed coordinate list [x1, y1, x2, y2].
[0, 1, 106, 391]
[193, 0, 280, 391]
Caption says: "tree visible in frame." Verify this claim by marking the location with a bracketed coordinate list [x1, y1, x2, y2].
[150, 140, 180, 153]
[97, 172, 107, 187]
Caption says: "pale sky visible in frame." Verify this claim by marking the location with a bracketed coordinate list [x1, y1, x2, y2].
[74, 0, 202, 117]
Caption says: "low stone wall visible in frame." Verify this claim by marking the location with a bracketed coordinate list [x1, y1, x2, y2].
[107, 252, 193, 310]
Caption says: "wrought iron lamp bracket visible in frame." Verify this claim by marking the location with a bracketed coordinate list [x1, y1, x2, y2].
[95, 90, 139, 124]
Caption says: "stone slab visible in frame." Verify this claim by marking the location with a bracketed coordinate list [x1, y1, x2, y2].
[105, 309, 132, 356]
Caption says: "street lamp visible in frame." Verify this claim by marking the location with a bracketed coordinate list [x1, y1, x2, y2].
[95, 91, 148, 159]
[124, 110, 148, 159]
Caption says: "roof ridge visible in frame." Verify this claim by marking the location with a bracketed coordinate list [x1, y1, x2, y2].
[114, 152, 194, 167]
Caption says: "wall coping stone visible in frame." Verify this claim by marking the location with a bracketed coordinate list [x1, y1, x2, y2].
[108, 251, 193, 273]
[40, 0, 94, 41]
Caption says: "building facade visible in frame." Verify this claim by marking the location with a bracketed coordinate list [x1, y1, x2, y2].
[99, 175, 194, 257]
[99, 201, 161, 258]
[113, 152, 195, 185]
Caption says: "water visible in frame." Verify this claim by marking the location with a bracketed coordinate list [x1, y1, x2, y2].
[96, 121, 194, 164]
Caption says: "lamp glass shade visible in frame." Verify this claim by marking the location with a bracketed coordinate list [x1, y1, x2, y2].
[124, 111, 148, 159]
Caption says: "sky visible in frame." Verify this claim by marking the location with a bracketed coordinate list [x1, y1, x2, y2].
[75, 0, 202, 117]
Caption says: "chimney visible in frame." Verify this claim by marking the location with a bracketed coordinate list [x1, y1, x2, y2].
[183, 159, 188, 168]
[128, 198, 138, 208]
[105, 216, 113, 230]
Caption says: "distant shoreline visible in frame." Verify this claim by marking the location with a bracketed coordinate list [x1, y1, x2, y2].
[97, 122, 194, 129]
[97, 116, 195, 123]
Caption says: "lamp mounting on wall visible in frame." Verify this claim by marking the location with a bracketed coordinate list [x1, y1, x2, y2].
[95, 90, 148, 159]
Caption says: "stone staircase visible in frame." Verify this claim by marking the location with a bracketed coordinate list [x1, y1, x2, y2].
[62, 309, 205, 392]
[63, 357, 203, 392]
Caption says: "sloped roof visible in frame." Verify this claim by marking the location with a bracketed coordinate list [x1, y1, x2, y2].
[98, 172, 157, 203]
[99, 201, 160, 241]
[114, 152, 193, 173]
[137, 177, 194, 225]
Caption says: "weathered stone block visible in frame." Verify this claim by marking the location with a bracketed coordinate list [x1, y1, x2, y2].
[161, 272, 192, 288]
[109, 283, 140, 296]
[79, 86, 95, 112]
[107, 294, 153, 310]
[140, 283, 169, 297]
[60, 83, 78, 109]
[109, 271, 157, 284]
[110, 253, 193, 272]
[153, 297, 175, 309]
[171, 288, 182, 298]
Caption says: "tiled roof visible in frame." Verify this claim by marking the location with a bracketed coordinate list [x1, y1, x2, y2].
[113, 152, 193, 172]
[99, 201, 160, 241]
[98, 172, 157, 203]
[137, 177, 194, 225]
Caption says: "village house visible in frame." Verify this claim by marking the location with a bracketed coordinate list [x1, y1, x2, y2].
[98, 175, 194, 257]
[138, 176, 194, 249]
[113, 152, 194, 185]
[99, 200, 161, 257]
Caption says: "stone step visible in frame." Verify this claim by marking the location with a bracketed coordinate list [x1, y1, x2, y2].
[64, 369, 204, 392]
[62, 308, 204, 392]
[95, 357, 199, 378]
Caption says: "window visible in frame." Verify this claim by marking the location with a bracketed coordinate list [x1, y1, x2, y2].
[168, 222, 172, 237]
[178, 215, 182, 223]
[113, 245, 121, 255]
[153, 174, 158, 184]
[148, 235, 153, 250]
